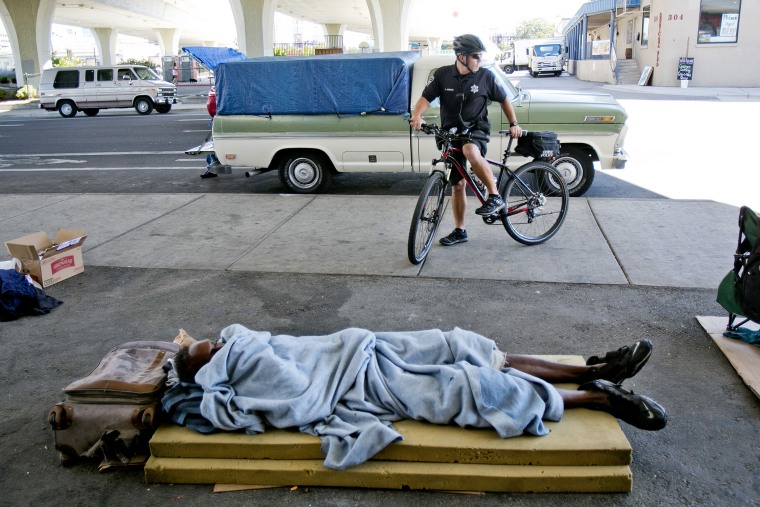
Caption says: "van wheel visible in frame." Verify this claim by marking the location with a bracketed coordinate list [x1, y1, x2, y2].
[279, 153, 332, 194]
[155, 104, 172, 113]
[83, 108, 99, 116]
[552, 146, 595, 197]
[58, 100, 78, 118]
[135, 98, 153, 115]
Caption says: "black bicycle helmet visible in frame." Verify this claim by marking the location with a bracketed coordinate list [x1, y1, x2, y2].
[452, 34, 486, 55]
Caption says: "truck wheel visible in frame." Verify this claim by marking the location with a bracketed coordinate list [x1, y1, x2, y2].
[155, 104, 172, 113]
[135, 97, 153, 115]
[82, 108, 99, 116]
[58, 100, 78, 118]
[552, 146, 595, 197]
[531, 71, 538, 78]
[279, 153, 332, 194]
[503, 64, 514, 74]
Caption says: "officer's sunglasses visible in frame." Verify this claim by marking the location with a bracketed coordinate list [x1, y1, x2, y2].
[468, 53, 482, 60]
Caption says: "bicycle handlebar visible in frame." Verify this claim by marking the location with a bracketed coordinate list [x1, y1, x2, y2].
[419, 123, 528, 140]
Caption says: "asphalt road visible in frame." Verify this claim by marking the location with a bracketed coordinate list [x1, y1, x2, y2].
[0, 73, 666, 199]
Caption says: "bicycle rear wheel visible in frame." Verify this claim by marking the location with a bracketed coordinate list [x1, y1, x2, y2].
[408, 171, 447, 264]
[500, 161, 569, 245]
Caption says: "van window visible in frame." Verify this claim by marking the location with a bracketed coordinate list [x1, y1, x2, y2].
[117, 68, 134, 80]
[85, 70, 94, 82]
[134, 67, 160, 80]
[97, 69, 113, 81]
[53, 70, 79, 89]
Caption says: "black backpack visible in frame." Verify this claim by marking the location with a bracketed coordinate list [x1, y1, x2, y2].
[515, 131, 561, 161]
[717, 206, 760, 329]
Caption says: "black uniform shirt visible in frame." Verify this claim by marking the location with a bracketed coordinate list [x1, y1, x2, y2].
[421, 63, 507, 131]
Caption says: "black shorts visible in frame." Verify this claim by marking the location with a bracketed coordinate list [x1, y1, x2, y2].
[449, 129, 489, 185]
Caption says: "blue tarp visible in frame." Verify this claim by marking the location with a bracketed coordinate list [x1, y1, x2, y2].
[215, 51, 420, 116]
[181, 46, 247, 72]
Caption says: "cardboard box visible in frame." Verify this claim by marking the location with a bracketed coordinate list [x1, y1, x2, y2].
[4, 229, 87, 287]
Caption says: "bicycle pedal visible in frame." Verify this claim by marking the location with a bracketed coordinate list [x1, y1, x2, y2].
[481, 214, 501, 225]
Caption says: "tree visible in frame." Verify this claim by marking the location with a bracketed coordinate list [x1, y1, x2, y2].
[514, 18, 556, 40]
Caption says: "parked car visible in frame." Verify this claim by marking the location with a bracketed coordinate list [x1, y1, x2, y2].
[210, 54, 628, 196]
[39, 65, 176, 117]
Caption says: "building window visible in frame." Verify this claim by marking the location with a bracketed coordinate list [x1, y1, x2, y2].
[698, 0, 741, 44]
[641, 6, 650, 47]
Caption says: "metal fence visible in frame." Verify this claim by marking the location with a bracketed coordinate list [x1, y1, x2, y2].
[273, 35, 344, 56]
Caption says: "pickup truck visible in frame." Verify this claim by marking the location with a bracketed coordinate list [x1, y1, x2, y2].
[210, 52, 628, 197]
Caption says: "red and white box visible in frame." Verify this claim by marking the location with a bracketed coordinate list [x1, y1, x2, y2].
[4, 229, 87, 287]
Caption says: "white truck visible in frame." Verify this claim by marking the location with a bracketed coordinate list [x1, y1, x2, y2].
[209, 52, 629, 197]
[528, 38, 567, 77]
[500, 38, 567, 77]
[499, 39, 532, 74]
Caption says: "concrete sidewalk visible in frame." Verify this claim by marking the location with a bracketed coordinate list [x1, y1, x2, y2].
[0, 193, 740, 290]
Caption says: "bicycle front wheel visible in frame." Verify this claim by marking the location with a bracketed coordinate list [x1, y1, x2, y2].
[408, 171, 447, 264]
[500, 161, 569, 245]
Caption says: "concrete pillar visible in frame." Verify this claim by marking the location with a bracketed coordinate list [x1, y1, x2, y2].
[156, 28, 181, 57]
[323, 23, 345, 49]
[91, 27, 118, 66]
[0, 0, 55, 88]
[229, 0, 275, 57]
[366, 0, 411, 52]
[323, 23, 346, 37]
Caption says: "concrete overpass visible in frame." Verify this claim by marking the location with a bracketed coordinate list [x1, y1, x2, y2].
[0, 0, 445, 88]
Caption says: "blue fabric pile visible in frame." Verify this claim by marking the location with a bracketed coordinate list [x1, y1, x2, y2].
[0, 269, 62, 321]
[166, 324, 564, 470]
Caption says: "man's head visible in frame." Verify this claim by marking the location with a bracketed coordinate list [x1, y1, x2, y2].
[173, 339, 224, 383]
[453, 34, 486, 74]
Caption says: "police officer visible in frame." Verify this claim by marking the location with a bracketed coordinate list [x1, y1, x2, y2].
[410, 34, 522, 246]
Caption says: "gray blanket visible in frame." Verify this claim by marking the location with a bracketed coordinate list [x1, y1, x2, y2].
[196, 324, 563, 470]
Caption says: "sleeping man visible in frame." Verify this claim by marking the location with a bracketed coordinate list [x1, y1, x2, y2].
[164, 324, 666, 470]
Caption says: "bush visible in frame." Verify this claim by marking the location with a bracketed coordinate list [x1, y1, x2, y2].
[120, 58, 157, 70]
[16, 85, 38, 99]
[52, 55, 83, 67]
[0, 76, 10, 84]
[0, 88, 12, 100]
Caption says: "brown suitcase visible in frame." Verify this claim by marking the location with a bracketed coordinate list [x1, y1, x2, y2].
[48, 340, 179, 469]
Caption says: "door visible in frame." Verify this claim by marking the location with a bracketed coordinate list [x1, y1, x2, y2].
[95, 68, 118, 106]
[80, 69, 100, 107]
[115, 67, 138, 106]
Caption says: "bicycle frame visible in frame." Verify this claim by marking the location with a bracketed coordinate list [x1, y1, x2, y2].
[431, 131, 539, 218]
[409, 124, 569, 264]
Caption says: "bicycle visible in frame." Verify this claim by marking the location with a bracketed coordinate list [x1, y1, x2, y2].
[407, 124, 569, 265]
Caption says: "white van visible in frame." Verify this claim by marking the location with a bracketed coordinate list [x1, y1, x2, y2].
[39, 65, 177, 117]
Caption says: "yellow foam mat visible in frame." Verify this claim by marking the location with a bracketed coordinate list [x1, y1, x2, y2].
[144, 457, 632, 493]
[150, 409, 630, 466]
[146, 354, 633, 492]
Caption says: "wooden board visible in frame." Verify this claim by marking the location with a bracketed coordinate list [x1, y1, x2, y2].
[697, 316, 760, 399]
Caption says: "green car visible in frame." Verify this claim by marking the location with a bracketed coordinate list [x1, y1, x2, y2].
[212, 54, 628, 196]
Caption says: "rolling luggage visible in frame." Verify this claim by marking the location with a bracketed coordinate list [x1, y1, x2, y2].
[48, 340, 179, 470]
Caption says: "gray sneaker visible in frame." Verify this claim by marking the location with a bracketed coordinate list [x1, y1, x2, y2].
[439, 228, 468, 246]
[475, 194, 505, 216]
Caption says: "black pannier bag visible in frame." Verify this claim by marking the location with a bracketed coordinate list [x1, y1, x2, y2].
[717, 206, 760, 329]
[515, 131, 561, 161]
